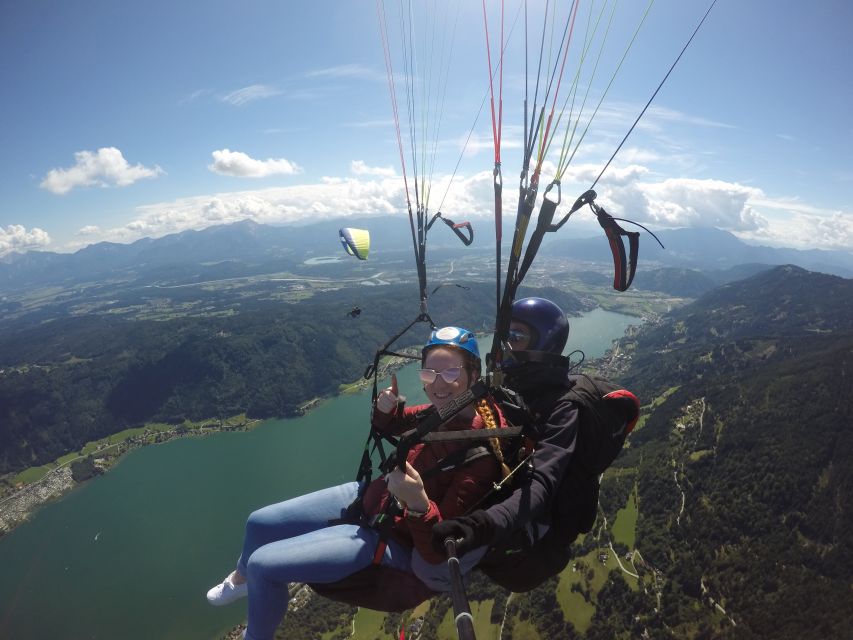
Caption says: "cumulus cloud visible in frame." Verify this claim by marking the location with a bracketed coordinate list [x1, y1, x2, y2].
[76, 225, 101, 236]
[0, 225, 51, 257]
[738, 197, 853, 250]
[351, 160, 396, 177]
[93, 178, 406, 245]
[40, 147, 163, 195]
[53, 157, 852, 254]
[75, 167, 497, 249]
[208, 149, 303, 177]
[637, 178, 766, 230]
[220, 84, 282, 106]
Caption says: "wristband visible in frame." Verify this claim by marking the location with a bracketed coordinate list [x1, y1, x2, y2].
[406, 505, 428, 518]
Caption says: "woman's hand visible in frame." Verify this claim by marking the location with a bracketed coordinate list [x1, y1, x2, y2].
[375, 373, 399, 414]
[386, 461, 430, 513]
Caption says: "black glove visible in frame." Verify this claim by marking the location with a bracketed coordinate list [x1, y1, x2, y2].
[431, 510, 496, 557]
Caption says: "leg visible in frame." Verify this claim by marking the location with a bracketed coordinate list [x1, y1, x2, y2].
[410, 544, 489, 592]
[244, 524, 412, 640]
[208, 482, 361, 605]
[236, 481, 360, 576]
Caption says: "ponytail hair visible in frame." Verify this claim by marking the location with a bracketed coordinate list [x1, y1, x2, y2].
[474, 398, 511, 479]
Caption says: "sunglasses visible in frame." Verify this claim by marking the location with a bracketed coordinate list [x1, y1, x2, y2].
[418, 367, 463, 384]
[508, 329, 530, 343]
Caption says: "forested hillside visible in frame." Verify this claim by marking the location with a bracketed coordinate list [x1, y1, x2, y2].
[0, 283, 583, 474]
[615, 264, 853, 638]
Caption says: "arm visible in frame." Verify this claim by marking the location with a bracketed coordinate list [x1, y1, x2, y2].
[431, 395, 580, 554]
[485, 397, 579, 541]
[372, 399, 430, 438]
[407, 456, 500, 564]
[372, 372, 415, 437]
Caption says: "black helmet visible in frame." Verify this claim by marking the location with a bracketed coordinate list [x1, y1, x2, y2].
[510, 297, 569, 354]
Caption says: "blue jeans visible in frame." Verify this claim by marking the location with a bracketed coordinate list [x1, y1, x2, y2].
[237, 482, 413, 640]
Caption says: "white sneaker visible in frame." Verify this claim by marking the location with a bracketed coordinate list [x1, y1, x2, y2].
[206, 575, 248, 606]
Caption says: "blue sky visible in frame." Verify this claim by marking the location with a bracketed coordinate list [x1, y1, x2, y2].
[2, 0, 851, 258]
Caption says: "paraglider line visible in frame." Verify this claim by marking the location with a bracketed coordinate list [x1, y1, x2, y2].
[590, 0, 719, 191]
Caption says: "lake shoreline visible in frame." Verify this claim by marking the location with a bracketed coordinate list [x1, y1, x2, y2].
[0, 351, 420, 538]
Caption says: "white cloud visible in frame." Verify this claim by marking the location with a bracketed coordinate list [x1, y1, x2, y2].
[40, 147, 163, 195]
[351, 160, 396, 177]
[343, 119, 395, 129]
[68, 169, 498, 251]
[76, 225, 101, 236]
[208, 149, 303, 178]
[0, 225, 51, 257]
[91, 179, 407, 246]
[220, 84, 282, 106]
[644, 105, 736, 130]
[53, 160, 853, 254]
[306, 64, 382, 81]
[738, 196, 853, 250]
[636, 178, 766, 230]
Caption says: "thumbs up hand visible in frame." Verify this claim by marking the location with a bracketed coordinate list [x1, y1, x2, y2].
[375, 373, 399, 414]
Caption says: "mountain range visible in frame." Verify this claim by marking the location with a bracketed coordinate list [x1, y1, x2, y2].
[542, 225, 853, 278]
[2, 219, 852, 293]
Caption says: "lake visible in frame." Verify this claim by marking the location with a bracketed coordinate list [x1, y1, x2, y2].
[0, 307, 638, 640]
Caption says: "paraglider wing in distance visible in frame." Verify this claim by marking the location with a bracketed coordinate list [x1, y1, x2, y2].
[339, 227, 370, 260]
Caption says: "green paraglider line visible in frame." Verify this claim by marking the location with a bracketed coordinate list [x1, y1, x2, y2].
[590, 0, 719, 191]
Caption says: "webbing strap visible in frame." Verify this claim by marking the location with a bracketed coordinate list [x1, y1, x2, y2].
[420, 445, 492, 481]
[372, 540, 387, 565]
[427, 212, 474, 246]
[597, 209, 640, 292]
[380, 380, 491, 474]
[420, 426, 523, 444]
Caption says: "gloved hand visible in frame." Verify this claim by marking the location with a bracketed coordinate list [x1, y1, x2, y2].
[431, 510, 496, 557]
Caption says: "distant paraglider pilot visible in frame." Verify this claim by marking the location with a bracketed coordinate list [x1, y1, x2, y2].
[347, 306, 362, 318]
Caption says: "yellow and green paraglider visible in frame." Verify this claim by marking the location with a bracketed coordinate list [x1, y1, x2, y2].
[339, 227, 370, 261]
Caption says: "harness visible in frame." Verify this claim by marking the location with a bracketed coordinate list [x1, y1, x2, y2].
[340, 380, 530, 567]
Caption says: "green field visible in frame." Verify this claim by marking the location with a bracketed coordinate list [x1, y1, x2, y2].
[350, 607, 387, 640]
[612, 484, 639, 549]
[634, 386, 680, 431]
[435, 599, 501, 640]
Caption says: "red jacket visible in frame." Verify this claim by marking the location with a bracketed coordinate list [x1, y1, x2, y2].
[362, 400, 505, 564]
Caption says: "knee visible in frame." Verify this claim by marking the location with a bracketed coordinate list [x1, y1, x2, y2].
[245, 505, 278, 534]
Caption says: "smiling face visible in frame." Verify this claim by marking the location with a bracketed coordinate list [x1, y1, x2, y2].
[421, 345, 475, 412]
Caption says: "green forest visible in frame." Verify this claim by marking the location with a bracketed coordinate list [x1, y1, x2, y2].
[0, 282, 583, 475]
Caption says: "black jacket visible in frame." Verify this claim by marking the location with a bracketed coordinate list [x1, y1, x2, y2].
[485, 361, 580, 542]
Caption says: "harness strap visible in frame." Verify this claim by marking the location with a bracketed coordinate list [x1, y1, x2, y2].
[598, 210, 639, 292]
[420, 445, 492, 481]
[419, 426, 523, 443]
[381, 380, 492, 473]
